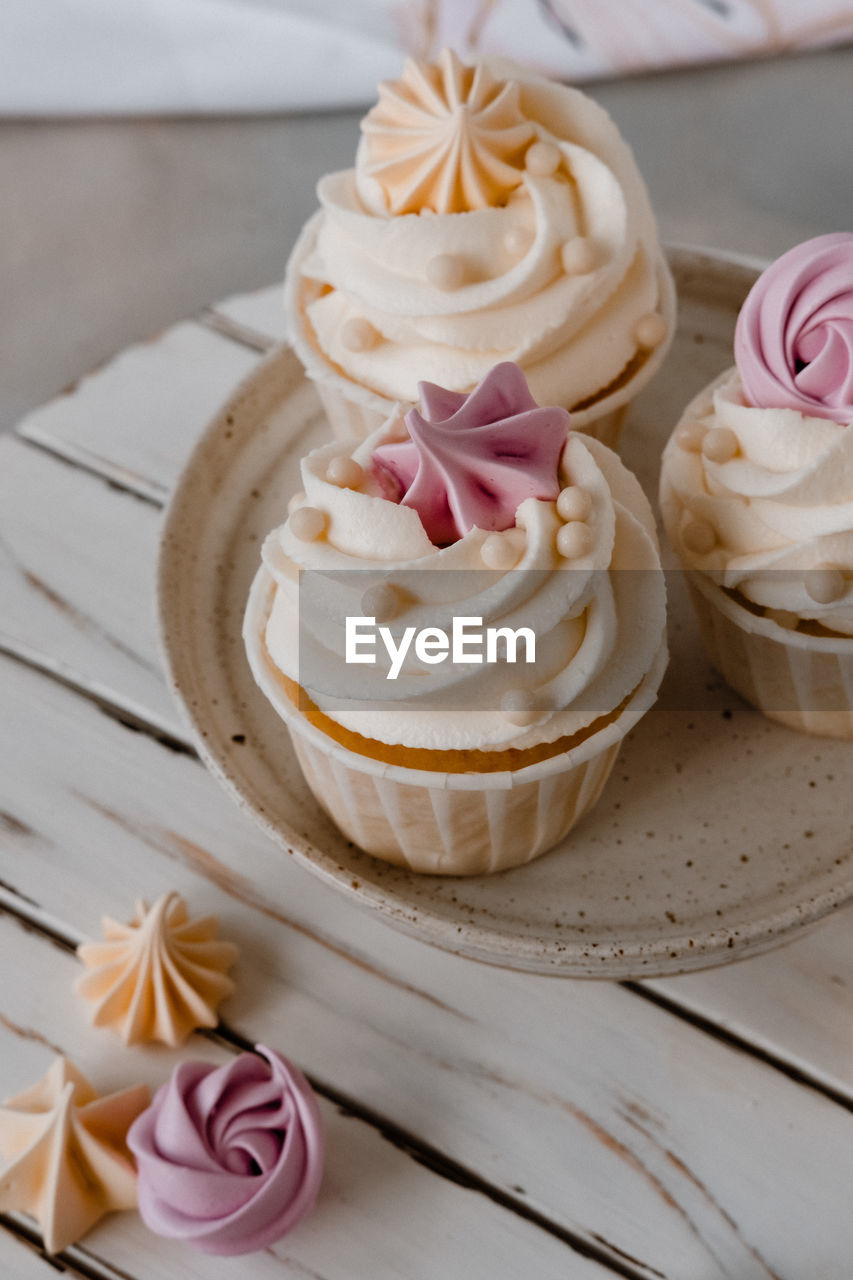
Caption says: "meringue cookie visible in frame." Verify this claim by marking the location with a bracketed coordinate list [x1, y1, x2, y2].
[128, 1046, 324, 1256]
[75, 892, 239, 1047]
[0, 1058, 148, 1254]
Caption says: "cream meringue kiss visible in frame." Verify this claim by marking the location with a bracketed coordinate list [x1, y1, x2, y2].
[0, 1058, 149, 1253]
[75, 892, 239, 1047]
[284, 48, 675, 446]
[127, 1046, 324, 1256]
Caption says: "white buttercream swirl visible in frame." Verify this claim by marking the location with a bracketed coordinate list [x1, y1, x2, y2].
[285, 59, 674, 423]
[660, 369, 853, 633]
[257, 418, 666, 752]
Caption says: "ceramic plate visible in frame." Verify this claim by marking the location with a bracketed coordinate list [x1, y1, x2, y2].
[158, 247, 853, 978]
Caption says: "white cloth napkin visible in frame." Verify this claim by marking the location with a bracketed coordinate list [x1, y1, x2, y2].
[2, 0, 853, 115]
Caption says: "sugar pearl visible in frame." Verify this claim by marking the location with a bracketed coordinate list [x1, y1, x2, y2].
[341, 317, 380, 353]
[326, 456, 364, 489]
[361, 582, 399, 622]
[426, 253, 468, 291]
[701, 427, 738, 463]
[682, 518, 716, 555]
[676, 422, 707, 453]
[289, 506, 326, 541]
[560, 237, 598, 276]
[556, 485, 592, 522]
[525, 140, 561, 178]
[805, 564, 846, 604]
[500, 689, 539, 726]
[480, 529, 525, 570]
[556, 522, 592, 559]
[287, 489, 307, 515]
[504, 227, 533, 256]
[634, 312, 668, 350]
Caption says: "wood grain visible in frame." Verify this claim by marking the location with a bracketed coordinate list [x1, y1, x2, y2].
[4, 655, 853, 1279]
[0, 914, 596, 1280]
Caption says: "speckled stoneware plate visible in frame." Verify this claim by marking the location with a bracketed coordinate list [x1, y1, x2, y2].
[158, 246, 853, 978]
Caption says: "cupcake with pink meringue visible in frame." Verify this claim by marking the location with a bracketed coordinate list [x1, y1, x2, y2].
[284, 48, 675, 449]
[660, 232, 853, 738]
[244, 361, 667, 875]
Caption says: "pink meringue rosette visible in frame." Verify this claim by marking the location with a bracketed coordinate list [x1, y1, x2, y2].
[661, 233, 853, 738]
[127, 1046, 324, 1255]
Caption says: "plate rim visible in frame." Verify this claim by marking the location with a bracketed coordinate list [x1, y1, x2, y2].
[156, 243, 853, 978]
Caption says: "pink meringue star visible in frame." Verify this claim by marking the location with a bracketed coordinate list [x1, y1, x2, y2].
[372, 362, 569, 545]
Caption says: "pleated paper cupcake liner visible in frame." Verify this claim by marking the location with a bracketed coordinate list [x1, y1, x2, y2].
[688, 573, 853, 740]
[244, 567, 668, 875]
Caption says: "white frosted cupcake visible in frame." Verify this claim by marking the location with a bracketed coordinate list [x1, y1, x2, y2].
[660, 233, 853, 739]
[244, 362, 667, 875]
[284, 48, 675, 450]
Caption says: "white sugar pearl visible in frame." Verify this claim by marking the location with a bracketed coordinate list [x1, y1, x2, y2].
[500, 689, 539, 726]
[480, 530, 525, 569]
[556, 522, 592, 559]
[504, 227, 533, 256]
[525, 140, 561, 178]
[287, 489, 307, 514]
[326, 456, 364, 488]
[360, 583, 399, 622]
[289, 506, 326, 541]
[341, 318, 380, 352]
[560, 237, 598, 275]
[701, 427, 738, 463]
[676, 422, 707, 452]
[556, 486, 592, 522]
[805, 565, 846, 604]
[634, 312, 668, 349]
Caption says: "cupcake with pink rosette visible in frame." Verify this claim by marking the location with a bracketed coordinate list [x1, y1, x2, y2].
[660, 232, 853, 737]
[127, 1046, 324, 1255]
[244, 361, 667, 875]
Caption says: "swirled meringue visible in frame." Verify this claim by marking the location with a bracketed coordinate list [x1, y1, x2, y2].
[128, 1046, 324, 1256]
[372, 362, 567, 543]
[285, 50, 675, 439]
[74, 892, 239, 1047]
[360, 49, 534, 215]
[734, 232, 853, 425]
[249, 368, 666, 754]
[0, 1058, 148, 1254]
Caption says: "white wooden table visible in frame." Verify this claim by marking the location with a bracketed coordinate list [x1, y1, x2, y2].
[3, 289, 853, 1280]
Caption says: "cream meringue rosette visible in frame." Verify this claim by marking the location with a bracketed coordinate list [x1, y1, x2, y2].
[284, 48, 675, 449]
[244, 363, 667, 874]
[660, 233, 853, 738]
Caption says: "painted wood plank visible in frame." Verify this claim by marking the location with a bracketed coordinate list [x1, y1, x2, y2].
[5, 432, 853, 1112]
[4, 656, 853, 1280]
[0, 1225, 68, 1280]
[0, 436, 180, 739]
[14, 322, 259, 502]
[0, 915, 590, 1280]
[207, 284, 287, 349]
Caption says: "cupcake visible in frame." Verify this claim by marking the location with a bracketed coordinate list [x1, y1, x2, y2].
[660, 232, 853, 739]
[284, 48, 675, 450]
[244, 361, 667, 875]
